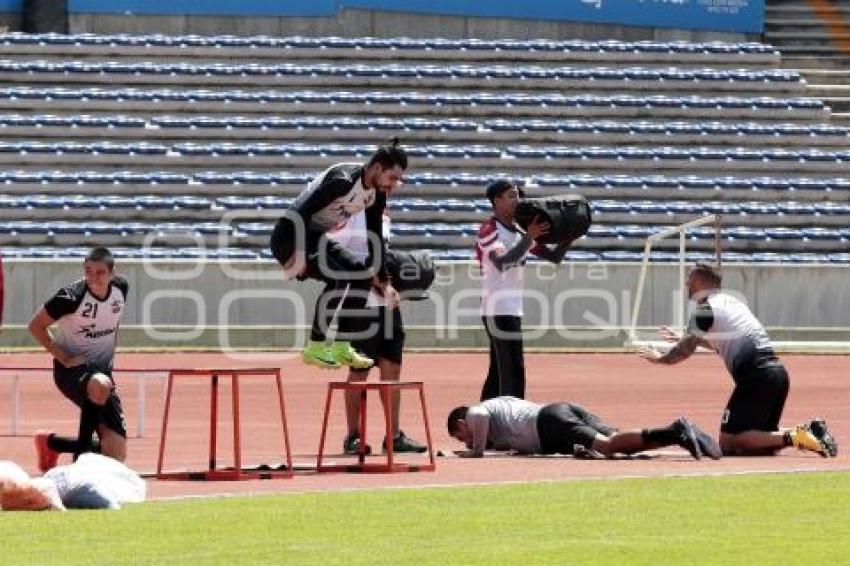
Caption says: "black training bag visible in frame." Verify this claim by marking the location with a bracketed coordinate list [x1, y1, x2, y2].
[385, 250, 436, 299]
[514, 194, 592, 245]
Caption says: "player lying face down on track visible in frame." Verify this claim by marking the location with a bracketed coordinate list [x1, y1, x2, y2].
[447, 396, 721, 460]
[0, 453, 145, 511]
[637, 263, 838, 458]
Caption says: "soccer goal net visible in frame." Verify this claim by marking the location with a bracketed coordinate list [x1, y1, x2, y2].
[626, 215, 722, 349]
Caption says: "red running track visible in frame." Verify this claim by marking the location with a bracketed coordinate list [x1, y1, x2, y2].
[1, 352, 847, 499]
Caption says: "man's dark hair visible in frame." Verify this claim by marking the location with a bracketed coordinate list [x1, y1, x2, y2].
[85, 246, 115, 269]
[447, 406, 469, 436]
[690, 263, 721, 287]
[367, 137, 408, 170]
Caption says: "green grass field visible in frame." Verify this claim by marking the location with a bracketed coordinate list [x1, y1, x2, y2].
[2, 471, 848, 565]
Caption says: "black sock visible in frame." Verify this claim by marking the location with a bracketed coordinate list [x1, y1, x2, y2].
[641, 426, 679, 446]
[47, 434, 79, 454]
[783, 430, 793, 446]
[74, 401, 102, 459]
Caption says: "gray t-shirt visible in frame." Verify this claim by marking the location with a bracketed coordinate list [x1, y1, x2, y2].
[44, 453, 145, 510]
[688, 291, 776, 381]
[466, 396, 543, 455]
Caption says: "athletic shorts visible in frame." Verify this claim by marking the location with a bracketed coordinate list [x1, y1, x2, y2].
[536, 402, 617, 455]
[721, 363, 789, 434]
[53, 361, 127, 438]
[350, 307, 405, 370]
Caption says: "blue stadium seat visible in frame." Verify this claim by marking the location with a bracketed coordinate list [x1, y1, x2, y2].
[740, 202, 779, 215]
[564, 250, 599, 261]
[664, 202, 701, 214]
[748, 252, 786, 263]
[724, 227, 764, 240]
[601, 251, 644, 261]
[801, 228, 844, 241]
[628, 201, 667, 214]
[777, 202, 816, 215]
[426, 146, 465, 158]
[399, 199, 438, 212]
[594, 201, 631, 213]
[828, 253, 850, 264]
[816, 202, 850, 215]
[391, 224, 428, 236]
[587, 226, 619, 238]
[764, 228, 802, 240]
[785, 254, 831, 264]
[428, 224, 466, 236]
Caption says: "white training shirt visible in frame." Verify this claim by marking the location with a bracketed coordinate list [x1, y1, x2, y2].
[326, 211, 392, 307]
[475, 217, 528, 317]
[44, 453, 145, 509]
[293, 163, 378, 232]
[466, 396, 543, 455]
[688, 290, 775, 379]
[44, 277, 128, 370]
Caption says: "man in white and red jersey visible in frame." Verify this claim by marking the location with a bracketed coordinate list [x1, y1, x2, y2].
[638, 263, 838, 458]
[475, 180, 574, 401]
[28, 247, 129, 471]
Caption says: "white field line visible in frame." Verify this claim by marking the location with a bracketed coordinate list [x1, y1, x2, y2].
[147, 463, 850, 503]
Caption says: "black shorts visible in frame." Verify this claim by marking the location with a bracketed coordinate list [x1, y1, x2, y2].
[721, 363, 789, 434]
[269, 215, 298, 266]
[536, 402, 617, 455]
[53, 361, 127, 438]
[350, 307, 405, 370]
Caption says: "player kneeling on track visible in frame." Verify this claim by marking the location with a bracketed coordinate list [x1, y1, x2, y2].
[447, 396, 721, 460]
[0, 453, 145, 511]
[28, 246, 129, 471]
[638, 263, 838, 458]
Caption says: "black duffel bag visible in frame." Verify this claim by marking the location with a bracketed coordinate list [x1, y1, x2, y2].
[514, 194, 592, 245]
[385, 249, 436, 299]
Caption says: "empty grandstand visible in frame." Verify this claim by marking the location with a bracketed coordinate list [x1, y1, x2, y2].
[0, 32, 846, 264]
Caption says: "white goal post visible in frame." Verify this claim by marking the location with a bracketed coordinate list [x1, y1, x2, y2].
[626, 215, 722, 348]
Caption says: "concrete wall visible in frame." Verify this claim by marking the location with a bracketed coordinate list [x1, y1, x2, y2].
[0, 9, 756, 41]
[1, 260, 847, 350]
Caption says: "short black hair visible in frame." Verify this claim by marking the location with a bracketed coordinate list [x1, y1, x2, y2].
[85, 246, 114, 269]
[367, 137, 408, 170]
[485, 179, 525, 204]
[690, 263, 721, 287]
[447, 406, 469, 436]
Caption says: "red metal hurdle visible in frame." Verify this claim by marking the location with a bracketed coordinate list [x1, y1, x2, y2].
[316, 381, 436, 473]
[156, 368, 293, 480]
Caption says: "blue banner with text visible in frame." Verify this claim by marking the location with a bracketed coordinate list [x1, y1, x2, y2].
[344, 0, 765, 33]
[0, 0, 764, 33]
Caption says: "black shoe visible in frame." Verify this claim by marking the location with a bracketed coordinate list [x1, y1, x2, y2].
[383, 431, 427, 453]
[671, 417, 701, 460]
[689, 421, 722, 460]
[808, 418, 838, 457]
[343, 434, 371, 456]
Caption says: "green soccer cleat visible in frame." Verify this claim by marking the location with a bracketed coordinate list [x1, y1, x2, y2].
[302, 341, 341, 369]
[330, 341, 374, 369]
